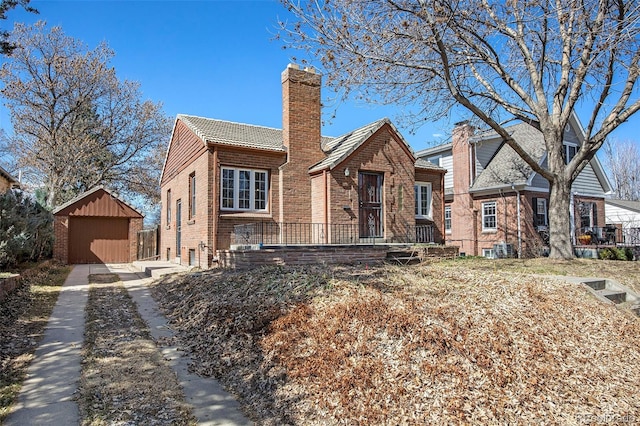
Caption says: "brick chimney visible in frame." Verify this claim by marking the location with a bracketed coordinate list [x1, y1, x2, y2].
[281, 64, 323, 163]
[279, 64, 325, 223]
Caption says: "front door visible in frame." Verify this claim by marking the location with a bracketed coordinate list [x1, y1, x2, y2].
[176, 199, 182, 257]
[358, 172, 383, 238]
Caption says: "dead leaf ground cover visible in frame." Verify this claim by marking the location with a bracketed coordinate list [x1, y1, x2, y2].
[151, 260, 640, 425]
[0, 260, 70, 421]
[79, 273, 196, 426]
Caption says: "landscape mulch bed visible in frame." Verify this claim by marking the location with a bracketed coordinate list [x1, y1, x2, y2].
[151, 260, 640, 425]
[0, 261, 70, 421]
[79, 273, 196, 426]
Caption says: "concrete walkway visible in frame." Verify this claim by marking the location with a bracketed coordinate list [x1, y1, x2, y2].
[5, 264, 109, 426]
[5, 263, 251, 426]
[107, 264, 252, 426]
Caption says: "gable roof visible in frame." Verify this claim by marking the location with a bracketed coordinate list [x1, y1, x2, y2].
[310, 118, 420, 173]
[0, 164, 19, 187]
[177, 114, 287, 152]
[52, 186, 143, 217]
[470, 122, 547, 191]
[605, 199, 640, 214]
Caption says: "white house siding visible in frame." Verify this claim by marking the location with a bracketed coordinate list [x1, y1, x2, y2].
[605, 203, 640, 227]
[530, 173, 549, 189]
[572, 162, 606, 196]
[474, 139, 502, 176]
[440, 154, 454, 189]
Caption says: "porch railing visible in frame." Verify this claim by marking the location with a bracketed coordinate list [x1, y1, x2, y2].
[575, 226, 640, 246]
[232, 222, 435, 246]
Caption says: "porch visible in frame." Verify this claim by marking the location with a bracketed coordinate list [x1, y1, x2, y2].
[574, 226, 640, 247]
[231, 222, 436, 247]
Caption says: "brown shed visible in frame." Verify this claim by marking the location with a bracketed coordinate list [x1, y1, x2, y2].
[53, 187, 143, 264]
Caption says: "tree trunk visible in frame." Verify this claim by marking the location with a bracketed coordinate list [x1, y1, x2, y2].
[548, 177, 574, 259]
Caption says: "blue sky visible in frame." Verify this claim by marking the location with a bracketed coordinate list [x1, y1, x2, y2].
[0, 0, 638, 155]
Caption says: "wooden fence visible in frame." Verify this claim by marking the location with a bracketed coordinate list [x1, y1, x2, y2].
[137, 225, 160, 260]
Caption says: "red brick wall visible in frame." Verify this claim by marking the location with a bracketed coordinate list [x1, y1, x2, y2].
[215, 148, 287, 251]
[161, 150, 211, 267]
[416, 167, 446, 243]
[218, 245, 389, 269]
[320, 125, 418, 243]
[447, 123, 477, 255]
[280, 65, 325, 224]
[53, 215, 69, 264]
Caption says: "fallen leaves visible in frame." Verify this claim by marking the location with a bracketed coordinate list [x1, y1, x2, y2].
[79, 275, 196, 426]
[151, 260, 640, 425]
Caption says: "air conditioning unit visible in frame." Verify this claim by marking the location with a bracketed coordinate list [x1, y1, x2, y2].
[493, 243, 514, 259]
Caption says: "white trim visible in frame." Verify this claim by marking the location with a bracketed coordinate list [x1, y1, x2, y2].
[482, 201, 497, 231]
[444, 205, 452, 233]
[414, 182, 433, 220]
[220, 166, 269, 212]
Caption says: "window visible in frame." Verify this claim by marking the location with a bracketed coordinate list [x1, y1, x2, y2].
[414, 182, 432, 219]
[533, 198, 548, 227]
[189, 172, 196, 219]
[482, 201, 497, 231]
[563, 143, 578, 164]
[579, 201, 597, 229]
[166, 189, 171, 225]
[221, 167, 268, 211]
[482, 248, 495, 259]
[444, 206, 452, 233]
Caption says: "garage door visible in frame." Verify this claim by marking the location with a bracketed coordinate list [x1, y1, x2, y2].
[69, 217, 130, 264]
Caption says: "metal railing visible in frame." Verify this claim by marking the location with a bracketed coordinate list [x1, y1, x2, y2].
[232, 222, 435, 246]
[575, 226, 640, 246]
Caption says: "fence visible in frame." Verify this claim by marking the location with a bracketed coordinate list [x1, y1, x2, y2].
[137, 225, 160, 260]
[232, 222, 435, 246]
[575, 226, 640, 246]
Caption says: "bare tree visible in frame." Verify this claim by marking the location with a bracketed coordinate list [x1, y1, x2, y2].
[0, 22, 171, 209]
[280, 0, 640, 258]
[603, 139, 640, 201]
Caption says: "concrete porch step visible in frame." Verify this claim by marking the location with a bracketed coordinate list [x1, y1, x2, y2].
[597, 289, 627, 304]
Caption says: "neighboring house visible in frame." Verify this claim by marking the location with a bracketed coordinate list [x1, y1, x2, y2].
[416, 115, 612, 258]
[0, 164, 20, 192]
[160, 64, 446, 267]
[605, 199, 640, 245]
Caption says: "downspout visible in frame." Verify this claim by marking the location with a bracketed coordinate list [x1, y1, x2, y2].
[211, 147, 219, 260]
[323, 169, 329, 244]
[511, 184, 522, 258]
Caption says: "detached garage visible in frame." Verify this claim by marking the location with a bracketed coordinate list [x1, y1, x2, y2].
[53, 187, 143, 264]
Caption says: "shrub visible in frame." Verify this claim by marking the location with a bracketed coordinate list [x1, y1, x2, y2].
[598, 247, 632, 261]
[0, 190, 53, 269]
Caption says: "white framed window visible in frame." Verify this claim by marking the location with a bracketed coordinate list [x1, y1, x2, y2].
[221, 167, 268, 211]
[563, 142, 578, 164]
[189, 172, 196, 219]
[534, 198, 548, 227]
[414, 182, 432, 219]
[166, 189, 171, 225]
[482, 201, 497, 231]
[482, 248, 495, 259]
[444, 206, 452, 233]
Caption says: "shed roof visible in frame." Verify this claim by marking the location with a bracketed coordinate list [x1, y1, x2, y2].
[53, 186, 143, 218]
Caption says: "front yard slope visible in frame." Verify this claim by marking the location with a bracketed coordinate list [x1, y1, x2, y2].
[150, 264, 640, 425]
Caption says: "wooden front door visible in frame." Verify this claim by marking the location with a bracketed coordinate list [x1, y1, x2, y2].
[358, 172, 383, 238]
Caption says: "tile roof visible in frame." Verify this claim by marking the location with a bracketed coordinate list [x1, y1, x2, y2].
[470, 123, 547, 191]
[310, 119, 391, 172]
[415, 157, 446, 172]
[178, 115, 287, 152]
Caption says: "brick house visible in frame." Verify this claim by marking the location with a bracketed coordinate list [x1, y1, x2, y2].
[160, 64, 446, 267]
[416, 115, 612, 258]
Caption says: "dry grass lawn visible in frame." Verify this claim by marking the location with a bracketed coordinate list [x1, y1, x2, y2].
[79, 273, 196, 426]
[0, 261, 70, 422]
[151, 258, 640, 425]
